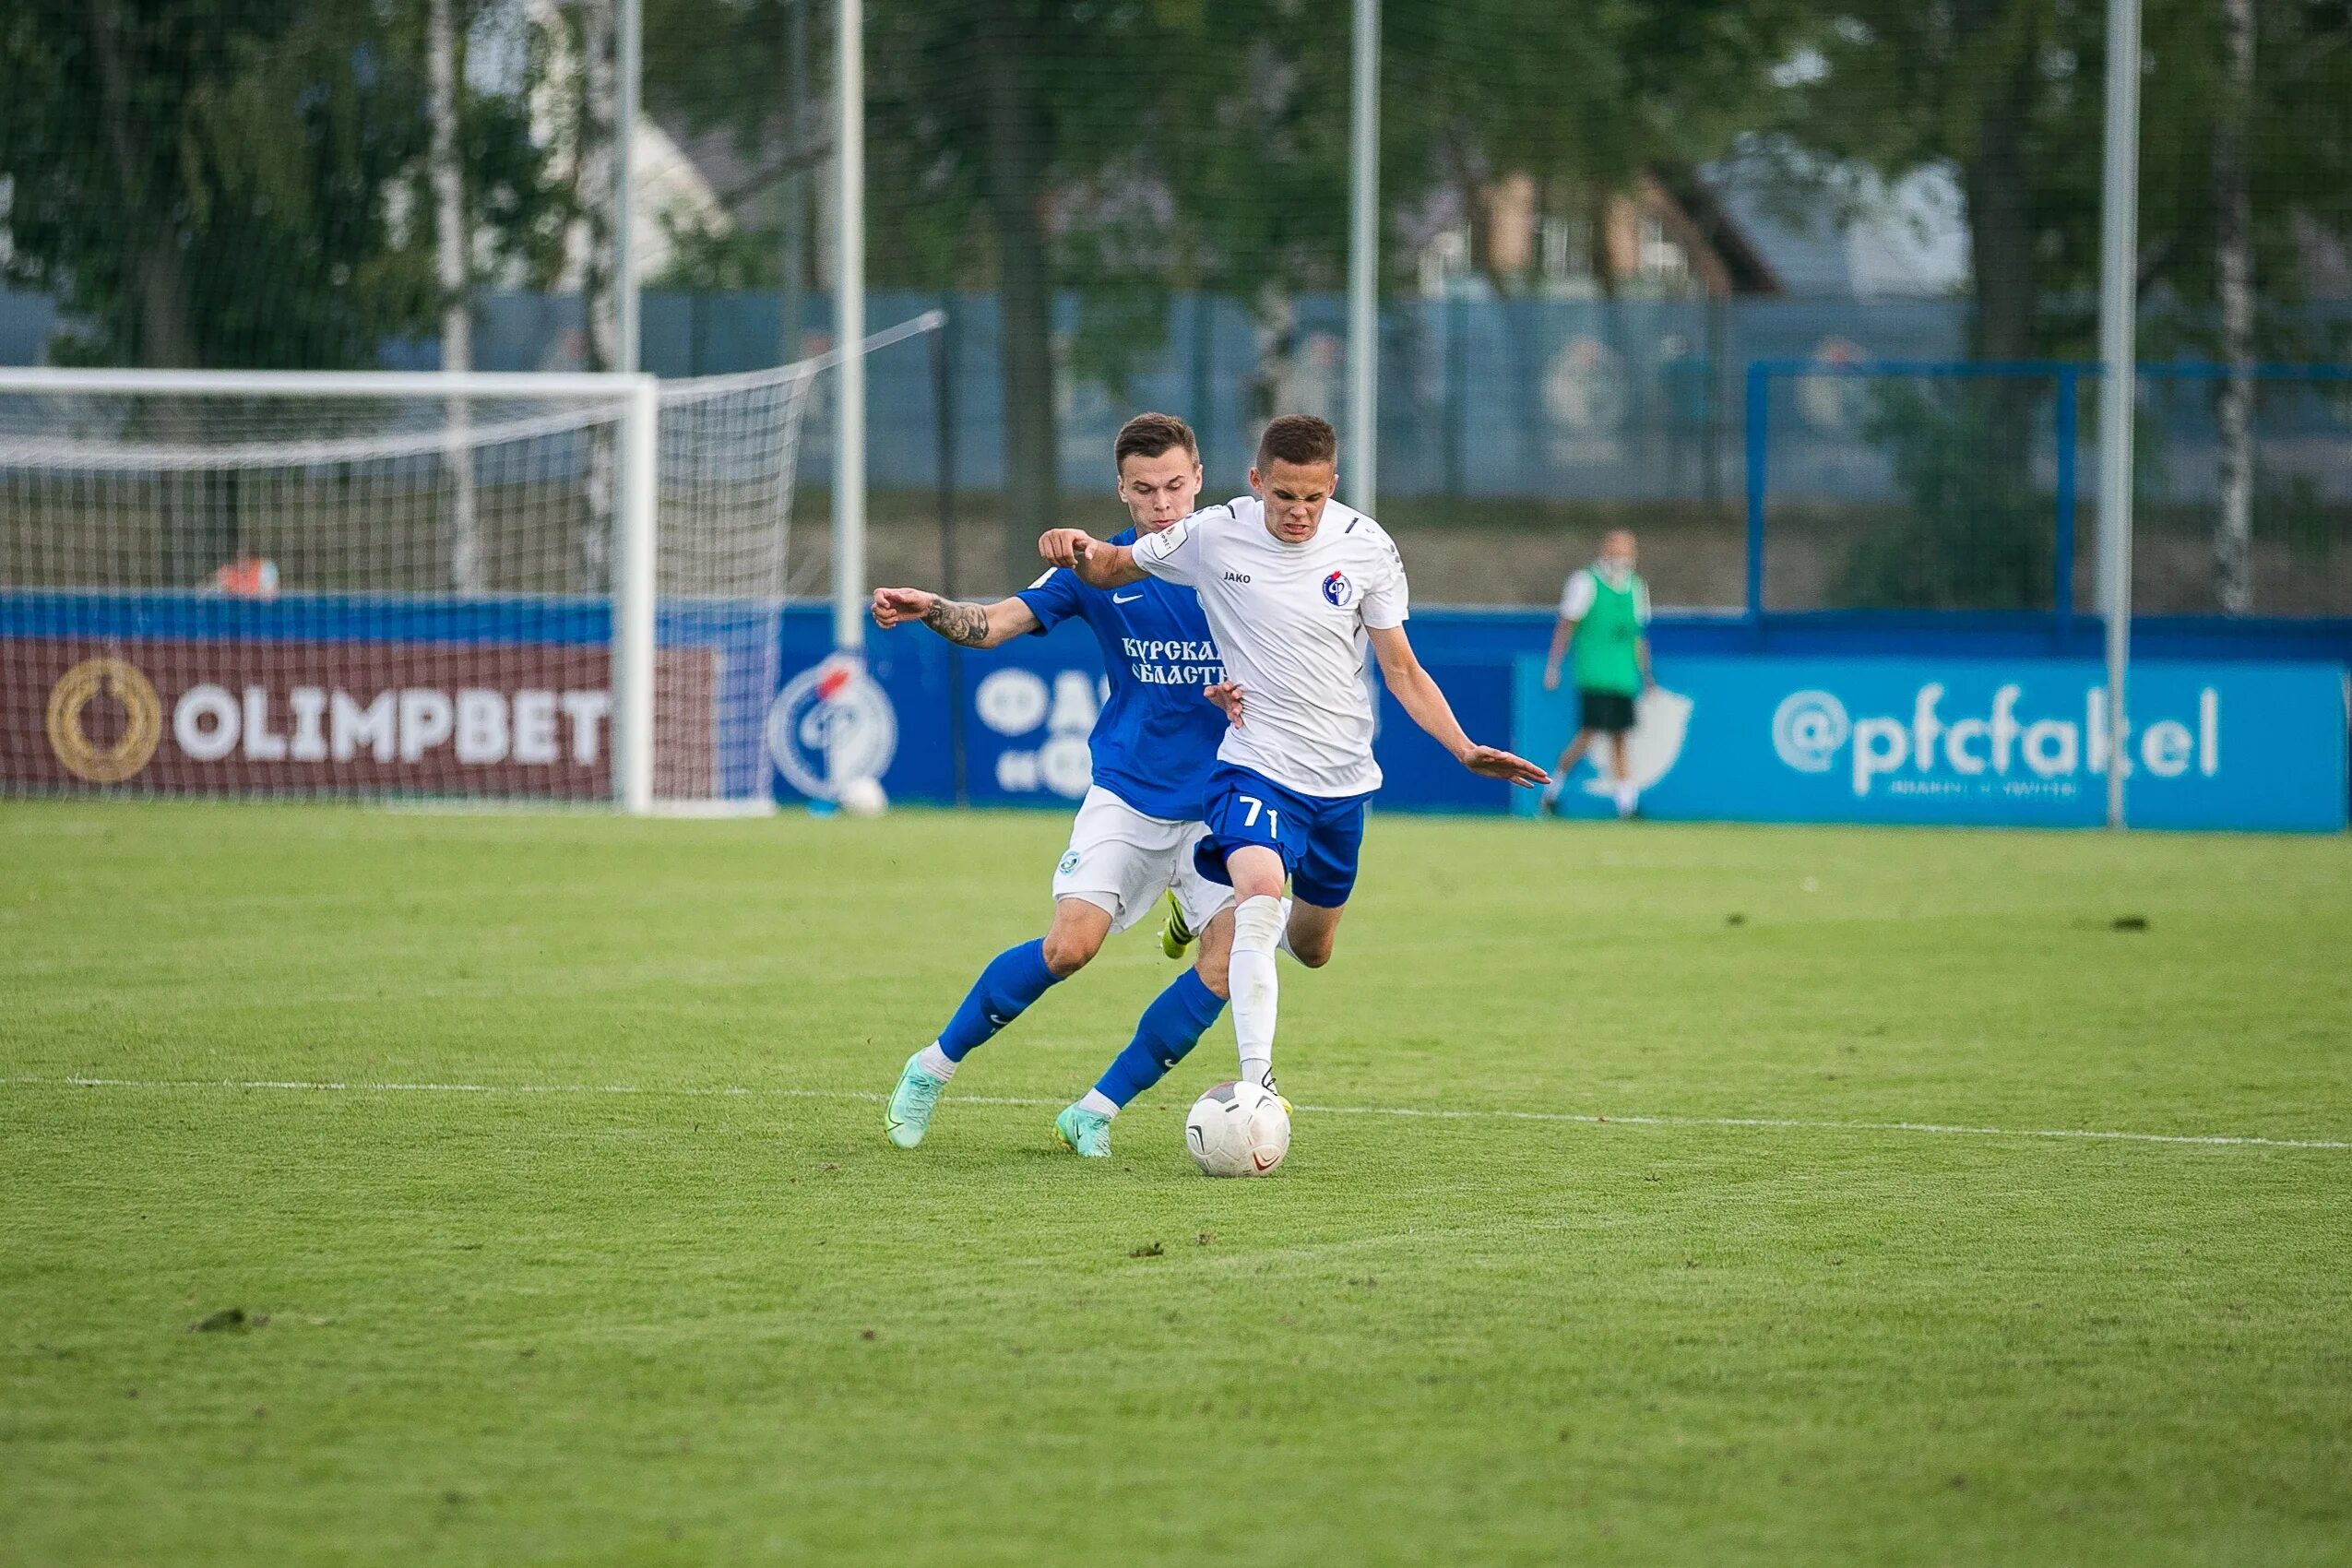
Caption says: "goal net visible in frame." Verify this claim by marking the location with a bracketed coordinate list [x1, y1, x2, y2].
[0, 350, 846, 813]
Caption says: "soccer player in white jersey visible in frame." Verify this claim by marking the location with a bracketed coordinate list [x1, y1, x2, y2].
[873, 414, 1244, 1159]
[1039, 414, 1550, 1097]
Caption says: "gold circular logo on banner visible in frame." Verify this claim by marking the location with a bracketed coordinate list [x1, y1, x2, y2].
[46, 658, 163, 784]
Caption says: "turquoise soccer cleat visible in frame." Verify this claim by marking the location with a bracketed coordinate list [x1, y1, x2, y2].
[1053, 1103, 1114, 1158]
[885, 1051, 946, 1148]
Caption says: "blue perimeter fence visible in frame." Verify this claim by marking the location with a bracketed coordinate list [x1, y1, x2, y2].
[1747, 358, 2352, 625]
[9, 286, 2351, 506]
[8, 286, 2349, 614]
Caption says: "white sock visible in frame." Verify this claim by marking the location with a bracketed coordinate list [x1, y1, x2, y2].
[1613, 781, 1637, 816]
[915, 1042, 956, 1081]
[1275, 896, 1297, 961]
[1540, 778, 1562, 806]
[1229, 895, 1283, 1090]
[1078, 1088, 1119, 1118]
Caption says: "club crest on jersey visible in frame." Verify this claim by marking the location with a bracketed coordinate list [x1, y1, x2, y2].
[1321, 569, 1355, 608]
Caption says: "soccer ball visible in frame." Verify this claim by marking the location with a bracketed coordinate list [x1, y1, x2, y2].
[1184, 1081, 1290, 1177]
[837, 776, 889, 817]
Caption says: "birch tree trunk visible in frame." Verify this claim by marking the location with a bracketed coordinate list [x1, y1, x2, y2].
[576, 0, 620, 590]
[2214, 0, 2256, 613]
[431, 0, 481, 592]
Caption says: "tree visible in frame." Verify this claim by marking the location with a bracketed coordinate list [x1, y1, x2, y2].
[1767, 0, 2352, 610]
[0, 0, 556, 371]
[2214, 0, 2255, 613]
[430, 0, 481, 589]
[1, 0, 413, 367]
[529, 0, 626, 586]
[644, 0, 1803, 587]
[0, 0, 562, 588]
[861, 0, 1194, 583]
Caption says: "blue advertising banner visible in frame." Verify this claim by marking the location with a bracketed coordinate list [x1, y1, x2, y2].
[767, 612, 1516, 815]
[1511, 655, 2348, 832]
[767, 614, 1121, 812]
[10, 594, 2336, 827]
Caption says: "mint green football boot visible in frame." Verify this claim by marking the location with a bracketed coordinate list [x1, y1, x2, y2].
[1053, 1102, 1114, 1158]
[885, 1051, 947, 1148]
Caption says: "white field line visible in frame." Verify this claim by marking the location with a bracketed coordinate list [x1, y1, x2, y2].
[3, 1075, 2347, 1151]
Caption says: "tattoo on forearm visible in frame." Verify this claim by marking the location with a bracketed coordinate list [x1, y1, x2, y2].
[922, 598, 992, 647]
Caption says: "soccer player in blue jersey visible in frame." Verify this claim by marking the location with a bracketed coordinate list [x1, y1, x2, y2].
[870, 413, 1241, 1158]
[1040, 415, 1550, 1099]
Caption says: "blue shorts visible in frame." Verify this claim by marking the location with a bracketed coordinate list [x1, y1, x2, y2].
[1194, 764, 1372, 909]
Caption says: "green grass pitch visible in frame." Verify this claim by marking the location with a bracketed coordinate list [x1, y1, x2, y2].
[3, 802, 2348, 1565]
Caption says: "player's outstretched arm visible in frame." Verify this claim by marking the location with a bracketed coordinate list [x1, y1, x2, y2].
[1369, 625, 1550, 788]
[1037, 529, 1146, 588]
[1542, 615, 1576, 692]
[870, 587, 1039, 649]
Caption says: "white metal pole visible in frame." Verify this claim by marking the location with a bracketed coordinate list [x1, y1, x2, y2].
[616, 0, 642, 374]
[613, 375, 660, 813]
[1345, 0, 1380, 514]
[2095, 0, 2142, 829]
[833, 0, 866, 656]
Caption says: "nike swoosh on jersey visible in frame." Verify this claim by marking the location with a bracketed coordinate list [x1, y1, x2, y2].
[1111, 592, 1143, 603]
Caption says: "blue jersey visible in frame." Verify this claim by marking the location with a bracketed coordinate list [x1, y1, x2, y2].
[1016, 529, 1228, 822]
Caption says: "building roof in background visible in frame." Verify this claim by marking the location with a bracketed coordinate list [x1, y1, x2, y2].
[658, 115, 794, 229]
[1700, 145, 1969, 301]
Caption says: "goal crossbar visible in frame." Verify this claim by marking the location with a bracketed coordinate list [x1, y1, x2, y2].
[0, 369, 655, 398]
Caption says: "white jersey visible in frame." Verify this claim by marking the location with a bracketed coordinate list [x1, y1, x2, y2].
[1129, 494, 1408, 798]
[1559, 564, 1651, 623]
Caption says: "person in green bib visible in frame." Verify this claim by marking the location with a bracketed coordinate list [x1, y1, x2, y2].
[1539, 529, 1654, 817]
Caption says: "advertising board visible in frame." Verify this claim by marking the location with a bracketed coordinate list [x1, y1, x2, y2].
[1511, 656, 2348, 832]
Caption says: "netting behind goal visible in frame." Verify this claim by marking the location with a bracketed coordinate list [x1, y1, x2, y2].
[0, 362, 819, 810]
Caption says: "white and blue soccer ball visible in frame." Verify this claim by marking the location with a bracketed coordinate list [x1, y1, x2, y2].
[1185, 1081, 1290, 1177]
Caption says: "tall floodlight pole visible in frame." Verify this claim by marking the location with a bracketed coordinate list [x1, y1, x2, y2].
[1345, 0, 1380, 513]
[2094, 0, 2143, 828]
[616, 0, 642, 373]
[833, 0, 866, 656]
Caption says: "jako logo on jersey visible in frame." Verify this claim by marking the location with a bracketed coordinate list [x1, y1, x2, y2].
[1321, 570, 1354, 608]
[1770, 683, 2221, 798]
[1222, 571, 1253, 584]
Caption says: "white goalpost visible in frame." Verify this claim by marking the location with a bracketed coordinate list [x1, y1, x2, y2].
[0, 368, 673, 812]
[0, 320, 931, 814]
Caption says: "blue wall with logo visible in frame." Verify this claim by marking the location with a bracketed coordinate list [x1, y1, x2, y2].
[773, 608, 1519, 816]
[776, 604, 2347, 831]
[1508, 655, 2346, 833]
[7, 588, 2341, 830]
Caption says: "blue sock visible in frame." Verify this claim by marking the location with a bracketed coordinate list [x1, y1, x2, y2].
[1095, 968, 1228, 1108]
[936, 939, 1062, 1062]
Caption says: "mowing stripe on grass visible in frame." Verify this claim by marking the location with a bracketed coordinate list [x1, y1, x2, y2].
[6, 1075, 2348, 1151]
